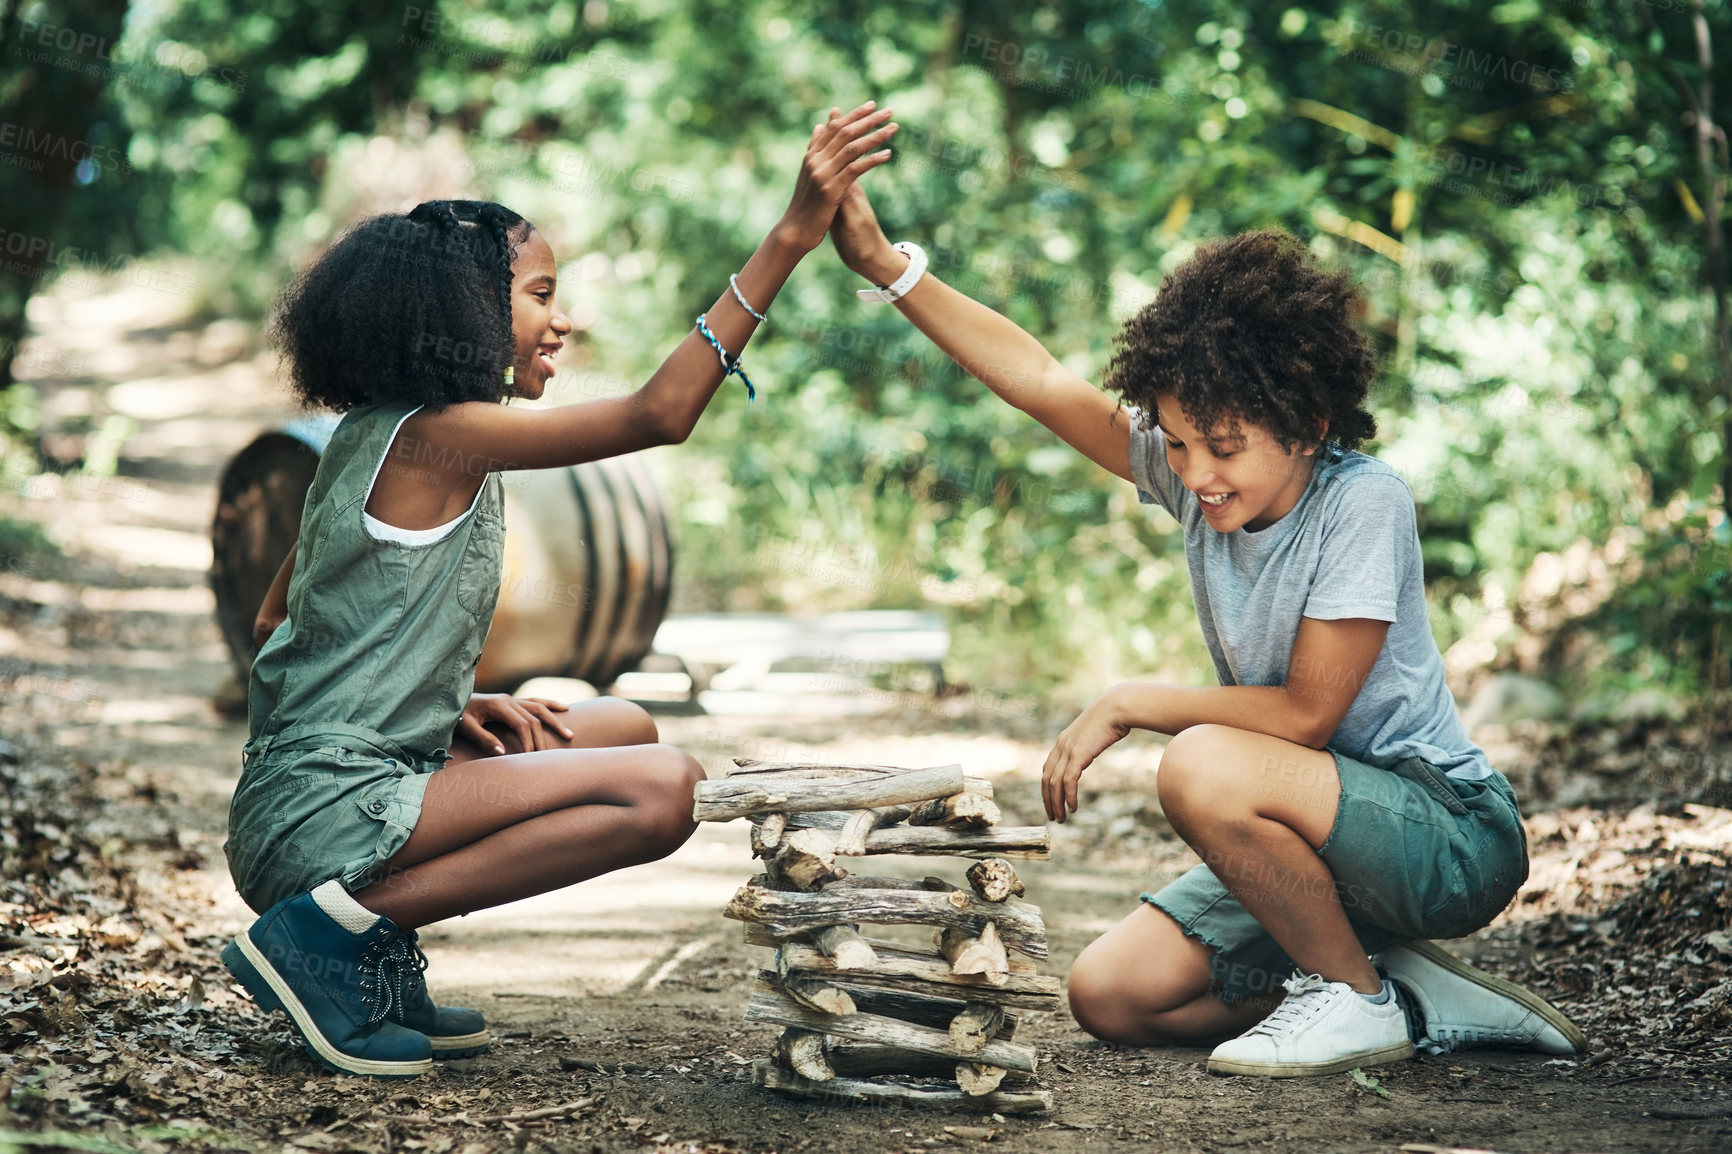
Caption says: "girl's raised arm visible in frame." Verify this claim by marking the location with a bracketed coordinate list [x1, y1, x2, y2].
[830, 184, 1131, 483]
[423, 102, 899, 472]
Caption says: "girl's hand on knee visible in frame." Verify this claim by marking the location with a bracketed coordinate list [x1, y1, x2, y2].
[777, 101, 898, 253]
[1042, 690, 1132, 822]
[458, 693, 574, 754]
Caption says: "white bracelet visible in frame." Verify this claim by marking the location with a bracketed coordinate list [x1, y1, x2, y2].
[856, 241, 928, 304]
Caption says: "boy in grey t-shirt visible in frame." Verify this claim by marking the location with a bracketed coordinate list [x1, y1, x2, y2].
[830, 193, 1586, 1076]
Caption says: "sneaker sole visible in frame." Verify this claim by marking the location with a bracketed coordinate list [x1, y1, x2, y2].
[430, 1031, 491, 1057]
[223, 934, 433, 1078]
[1207, 1039, 1414, 1078]
[1400, 939, 1588, 1053]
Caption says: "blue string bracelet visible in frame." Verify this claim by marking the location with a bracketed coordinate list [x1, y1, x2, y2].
[695, 313, 756, 401]
[728, 274, 768, 323]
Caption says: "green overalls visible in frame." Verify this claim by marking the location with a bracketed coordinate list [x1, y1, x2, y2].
[224, 402, 504, 912]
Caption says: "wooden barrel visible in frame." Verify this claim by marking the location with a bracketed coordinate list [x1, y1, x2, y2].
[209, 418, 674, 693]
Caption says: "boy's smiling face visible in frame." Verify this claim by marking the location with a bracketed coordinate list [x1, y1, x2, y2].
[1154, 393, 1321, 533]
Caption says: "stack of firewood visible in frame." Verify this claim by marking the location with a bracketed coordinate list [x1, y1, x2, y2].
[693, 759, 1059, 1115]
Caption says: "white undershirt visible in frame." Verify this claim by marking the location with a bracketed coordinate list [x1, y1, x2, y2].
[361, 406, 488, 546]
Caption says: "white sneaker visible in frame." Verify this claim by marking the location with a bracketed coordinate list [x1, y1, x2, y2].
[1378, 940, 1587, 1055]
[1207, 972, 1415, 1077]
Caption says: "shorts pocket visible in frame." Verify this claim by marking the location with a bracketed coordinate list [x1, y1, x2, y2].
[455, 508, 504, 617]
[1421, 792, 1528, 939]
[340, 771, 431, 890]
[1390, 756, 1470, 817]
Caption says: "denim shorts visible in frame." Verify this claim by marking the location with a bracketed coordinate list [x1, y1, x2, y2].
[1141, 750, 1530, 1005]
[224, 740, 443, 914]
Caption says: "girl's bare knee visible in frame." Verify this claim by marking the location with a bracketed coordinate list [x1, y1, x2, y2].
[633, 745, 702, 858]
[590, 697, 659, 746]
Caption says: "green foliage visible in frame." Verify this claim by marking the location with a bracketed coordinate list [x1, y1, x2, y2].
[14, 0, 1730, 702]
[1347, 1066, 1391, 1097]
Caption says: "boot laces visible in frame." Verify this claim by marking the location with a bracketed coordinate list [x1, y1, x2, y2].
[1247, 972, 1335, 1038]
[357, 926, 430, 1025]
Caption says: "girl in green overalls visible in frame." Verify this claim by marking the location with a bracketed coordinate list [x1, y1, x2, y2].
[222, 103, 900, 1078]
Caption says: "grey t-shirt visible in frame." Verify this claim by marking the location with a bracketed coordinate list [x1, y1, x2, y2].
[1127, 416, 1493, 781]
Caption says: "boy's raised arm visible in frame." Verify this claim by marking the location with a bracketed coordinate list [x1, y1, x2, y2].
[831, 185, 1132, 483]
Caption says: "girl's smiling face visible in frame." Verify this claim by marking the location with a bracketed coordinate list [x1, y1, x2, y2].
[507, 229, 573, 400]
[1155, 393, 1322, 532]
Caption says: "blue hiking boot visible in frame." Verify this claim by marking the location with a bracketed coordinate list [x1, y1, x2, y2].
[222, 892, 432, 1077]
[394, 930, 490, 1057]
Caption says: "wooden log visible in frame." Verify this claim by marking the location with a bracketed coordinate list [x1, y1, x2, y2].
[833, 805, 912, 856]
[745, 926, 1041, 977]
[965, 858, 1025, 903]
[939, 923, 1010, 985]
[725, 885, 1048, 960]
[824, 874, 953, 895]
[762, 806, 909, 834]
[753, 1060, 1051, 1116]
[694, 764, 965, 822]
[948, 1003, 1006, 1057]
[751, 812, 788, 857]
[729, 760, 995, 800]
[767, 970, 856, 1016]
[908, 793, 1002, 830]
[772, 1029, 834, 1081]
[844, 986, 1018, 1040]
[771, 950, 857, 1016]
[810, 924, 878, 970]
[824, 1044, 1033, 1086]
[955, 1062, 1008, 1097]
[774, 940, 1061, 1010]
[769, 828, 847, 891]
[777, 822, 1049, 859]
[746, 979, 1037, 1072]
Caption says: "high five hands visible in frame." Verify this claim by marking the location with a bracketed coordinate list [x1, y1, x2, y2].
[779, 101, 899, 253]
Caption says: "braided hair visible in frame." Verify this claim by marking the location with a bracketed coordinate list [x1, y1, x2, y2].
[270, 200, 536, 411]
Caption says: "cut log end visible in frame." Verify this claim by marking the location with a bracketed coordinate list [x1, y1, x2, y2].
[955, 1062, 1008, 1097]
[811, 924, 879, 971]
[948, 1003, 1007, 1057]
[938, 923, 1010, 986]
[773, 1029, 835, 1082]
[909, 792, 1003, 830]
[965, 858, 1025, 903]
[770, 828, 846, 891]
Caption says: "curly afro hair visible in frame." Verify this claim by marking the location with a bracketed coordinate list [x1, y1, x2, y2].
[270, 200, 535, 412]
[1102, 229, 1377, 453]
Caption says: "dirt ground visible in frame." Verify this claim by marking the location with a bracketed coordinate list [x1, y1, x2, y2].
[2, 274, 1730, 1154]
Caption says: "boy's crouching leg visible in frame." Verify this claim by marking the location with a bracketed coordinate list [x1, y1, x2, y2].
[1066, 905, 1269, 1047]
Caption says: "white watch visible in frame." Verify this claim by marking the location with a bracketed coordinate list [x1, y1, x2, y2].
[856, 242, 928, 303]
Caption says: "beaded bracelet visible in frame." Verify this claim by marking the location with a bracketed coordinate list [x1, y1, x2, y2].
[728, 274, 768, 323]
[695, 313, 756, 401]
